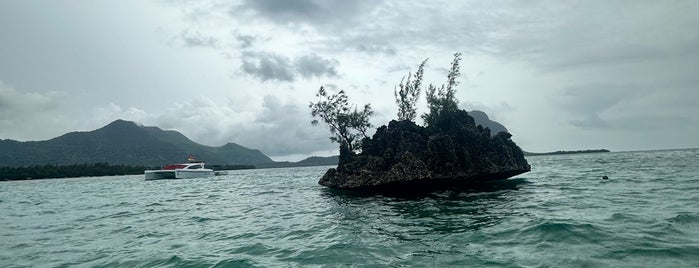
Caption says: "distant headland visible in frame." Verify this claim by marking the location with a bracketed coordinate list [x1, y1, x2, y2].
[523, 149, 611, 156]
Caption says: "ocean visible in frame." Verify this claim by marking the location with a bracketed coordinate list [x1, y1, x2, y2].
[1, 149, 698, 267]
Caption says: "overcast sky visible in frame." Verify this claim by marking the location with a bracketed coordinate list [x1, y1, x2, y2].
[1, 0, 698, 161]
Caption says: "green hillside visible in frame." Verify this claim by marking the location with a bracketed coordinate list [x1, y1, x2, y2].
[0, 120, 273, 166]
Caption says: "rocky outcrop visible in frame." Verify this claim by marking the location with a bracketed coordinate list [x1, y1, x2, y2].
[319, 110, 530, 192]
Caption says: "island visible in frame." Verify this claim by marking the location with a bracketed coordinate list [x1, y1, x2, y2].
[310, 54, 530, 193]
[319, 111, 530, 192]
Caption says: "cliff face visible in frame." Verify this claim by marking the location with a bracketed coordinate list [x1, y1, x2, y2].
[319, 110, 530, 192]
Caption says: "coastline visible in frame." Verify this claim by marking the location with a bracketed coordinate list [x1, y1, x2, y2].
[523, 149, 610, 156]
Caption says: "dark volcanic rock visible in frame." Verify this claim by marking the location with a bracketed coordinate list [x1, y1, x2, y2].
[319, 110, 530, 192]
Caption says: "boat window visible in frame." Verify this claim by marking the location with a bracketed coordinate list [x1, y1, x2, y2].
[187, 165, 202, 169]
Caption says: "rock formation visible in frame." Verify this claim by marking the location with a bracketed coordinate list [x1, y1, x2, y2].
[318, 110, 530, 192]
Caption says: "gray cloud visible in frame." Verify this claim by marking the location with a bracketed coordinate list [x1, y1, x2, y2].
[171, 1, 699, 72]
[231, 0, 402, 56]
[234, 0, 374, 28]
[485, 2, 699, 71]
[559, 83, 641, 130]
[236, 33, 257, 49]
[613, 114, 698, 131]
[181, 29, 218, 48]
[240, 52, 295, 82]
[3, 0, 699, 156]
[294, 53, 339, 79]
[356, 44, 397, 55]
[569, 115, 612, 130]
[558, 80, 699, 133]
[240, 0, 319, 20]
[240, 52, 340, 82]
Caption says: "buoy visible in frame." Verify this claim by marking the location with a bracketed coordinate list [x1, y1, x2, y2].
[602, 175, 609, 180]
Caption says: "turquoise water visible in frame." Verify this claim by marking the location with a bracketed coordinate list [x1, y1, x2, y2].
[2, 149, 699, 267]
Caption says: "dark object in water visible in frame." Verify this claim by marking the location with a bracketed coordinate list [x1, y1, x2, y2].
[602, 175, 609, 180]
[318, 110, 530, 193]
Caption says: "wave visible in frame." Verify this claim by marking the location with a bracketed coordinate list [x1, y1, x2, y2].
[514, 220, 612, 245]
[668, 213, 699, 225]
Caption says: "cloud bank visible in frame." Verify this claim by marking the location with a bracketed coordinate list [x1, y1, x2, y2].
[1, 0, 698, 159]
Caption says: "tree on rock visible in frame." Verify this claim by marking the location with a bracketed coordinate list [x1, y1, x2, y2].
[394, 59, 428, 122]
[310, 86, 373, 152]
[423, 52, 462, 128]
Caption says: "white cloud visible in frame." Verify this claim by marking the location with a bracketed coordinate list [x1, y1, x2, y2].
[92, 94, 336, 160]
[94, 102, 151, 127]
[0, 82, 73, 141]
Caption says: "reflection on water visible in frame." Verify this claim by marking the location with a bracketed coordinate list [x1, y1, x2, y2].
[321, 178, 531, 235]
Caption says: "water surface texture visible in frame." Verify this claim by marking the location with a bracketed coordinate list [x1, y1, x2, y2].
[2, 149, 699, 267]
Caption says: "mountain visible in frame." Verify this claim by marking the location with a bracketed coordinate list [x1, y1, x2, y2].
[469, 110, 508, 136]
[0, 119, 273, 166]
[467, 111, 609, 155]
[297, 155, 339, 166]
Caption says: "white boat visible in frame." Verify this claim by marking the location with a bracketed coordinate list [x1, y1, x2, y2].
[144, 162, 215, 180]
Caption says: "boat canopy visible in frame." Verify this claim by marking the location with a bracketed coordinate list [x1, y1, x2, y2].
[163, 164, 188, 170]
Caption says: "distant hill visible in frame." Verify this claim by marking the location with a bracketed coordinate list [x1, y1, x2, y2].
[523, 149, 611, 156]
[257, 155, 338, 169]
[467, 111, 609, 156]
[469, 110, 508, 136]
[0, 119, 273, 166]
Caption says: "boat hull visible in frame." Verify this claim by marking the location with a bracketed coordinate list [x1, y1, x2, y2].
[144, 169, 215, 180]
[175, 169, 215, 179]
[144, 170, 176, 180]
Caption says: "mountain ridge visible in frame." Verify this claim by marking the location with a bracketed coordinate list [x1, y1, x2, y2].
[0, 119, 273, 166]
[469, 110, 508, 136]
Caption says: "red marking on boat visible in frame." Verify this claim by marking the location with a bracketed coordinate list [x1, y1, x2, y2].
[163, 164, 188, 170]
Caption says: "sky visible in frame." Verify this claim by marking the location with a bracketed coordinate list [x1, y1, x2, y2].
[1, 0, 698, 161]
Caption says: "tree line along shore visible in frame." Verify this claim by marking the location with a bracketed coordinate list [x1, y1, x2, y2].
[523, 149, 610, 156]
[0, 163, 255, 181]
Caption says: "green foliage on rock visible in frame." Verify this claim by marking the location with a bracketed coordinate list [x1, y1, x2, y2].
[394, 59, 428, 122]
[309, 86, 373, 152]
[423, 52, 462, 129]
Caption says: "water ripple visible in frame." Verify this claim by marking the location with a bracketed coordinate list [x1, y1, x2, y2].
[1, 150, 699, 267]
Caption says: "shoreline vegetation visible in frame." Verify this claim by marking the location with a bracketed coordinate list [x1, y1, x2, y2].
[524, 149, 611, 156]
[0, 156, 340, 181]
[0, 163, 255, 181]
